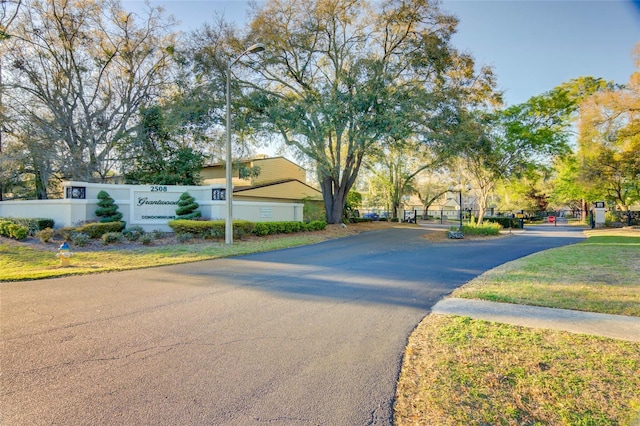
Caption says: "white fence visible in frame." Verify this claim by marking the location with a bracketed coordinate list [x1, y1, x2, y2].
[0, 181, 304, 232]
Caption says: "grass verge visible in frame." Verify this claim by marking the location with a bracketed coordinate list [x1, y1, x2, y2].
[395, 228, 640, 425]
[0, 234, 329, 281]
[452, 232, 640, 316]
[395, 315, 640, 425]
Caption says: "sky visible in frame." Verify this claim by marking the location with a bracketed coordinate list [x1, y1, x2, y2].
[122, 0, 640, 106]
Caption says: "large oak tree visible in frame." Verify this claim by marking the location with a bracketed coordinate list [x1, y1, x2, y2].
[231, 0, 496, 223]
[1, 0, 176, 197]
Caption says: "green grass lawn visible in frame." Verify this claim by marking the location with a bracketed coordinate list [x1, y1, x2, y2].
[395, 229, 640, 425]
[0, 235, 328, 281]
[452, 234, 640, 316]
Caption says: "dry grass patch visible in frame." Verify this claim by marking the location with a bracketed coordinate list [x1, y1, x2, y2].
[395, 314, 640, 425]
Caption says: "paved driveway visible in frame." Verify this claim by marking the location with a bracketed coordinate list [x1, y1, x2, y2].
[0, 226, 584, 425]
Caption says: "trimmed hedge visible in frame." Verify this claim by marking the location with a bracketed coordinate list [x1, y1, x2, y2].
[484, 216, 521, 229]
[168, 219, 327, 239]
[168, 219, 255, 240]
[75, 221, 125, 238]
[461, 222, 502, 236]
[0, 217, 55, 236]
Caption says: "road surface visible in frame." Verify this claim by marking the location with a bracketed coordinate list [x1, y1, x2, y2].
[1, 226, 584, 425]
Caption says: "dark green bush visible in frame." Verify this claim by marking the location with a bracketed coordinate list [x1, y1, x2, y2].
[76, 221, 125, 238]
[252, 220, 326, 235]
[349, 217, 374, 223]
[485, 216, 520, 229]
[123, 226, 145, 241]
[305, 220, 327, 231]
[168, 219, 254, 240]
[175, 192, 201, 220]
[95, 190, 123, 223]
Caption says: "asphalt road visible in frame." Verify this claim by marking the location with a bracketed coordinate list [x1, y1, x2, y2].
[1, 225, 585, 425]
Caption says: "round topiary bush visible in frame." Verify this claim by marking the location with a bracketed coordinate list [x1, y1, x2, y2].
[175, 192, 202, 220]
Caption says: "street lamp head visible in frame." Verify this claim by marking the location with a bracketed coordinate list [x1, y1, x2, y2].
[246, 43, 265, 54]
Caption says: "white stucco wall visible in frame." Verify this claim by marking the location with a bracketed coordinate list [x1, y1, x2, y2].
[0, 182, 304, 232]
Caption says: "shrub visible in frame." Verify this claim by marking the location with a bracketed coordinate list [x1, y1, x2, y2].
[151, 229, 165, 239]
[76, 221, 125, 238]
[102, 232, 124, 245]
[251, 220, 326, 236]
[349, 217, 374, 223]
[36, 227, 54, 243]
[0, 217, 54, 236]
[485, 216, 520, 229]
[0, 220, 12, 237]
[176, 232, 194, 243]
[305, 220, 327, 231]
[95, 190, 123, 223]
[123, 226, 145, 241]
[461, 222, 502, 236]
[175, 192, 201, 220]
[0, 220, 28, 240]
[168, 219, 255, 240]
[55, 227, 76, 241]
[8, 224, 28, 240]
[71, 232, 90, 247]
[140, 234, 154, 245]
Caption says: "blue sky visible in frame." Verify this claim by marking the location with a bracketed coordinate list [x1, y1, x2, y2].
[123, 0, 640, 106]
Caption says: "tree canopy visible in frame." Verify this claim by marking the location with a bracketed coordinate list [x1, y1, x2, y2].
[223, 0, 498, 223]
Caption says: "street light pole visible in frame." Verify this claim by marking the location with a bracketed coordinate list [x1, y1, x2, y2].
[225, 43, 265, 245]
[459, 190, 463, 231]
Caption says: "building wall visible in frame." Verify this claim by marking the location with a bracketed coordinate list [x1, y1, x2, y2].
[251, 157, 306, 184]
[0, 182, 304, 232]
[201, 157, 308, 187]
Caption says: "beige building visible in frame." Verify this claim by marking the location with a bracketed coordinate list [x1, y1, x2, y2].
[201, 156, 323, 203]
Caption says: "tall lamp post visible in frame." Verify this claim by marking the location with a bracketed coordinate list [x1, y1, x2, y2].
[449, 184, 472, 231]
[225, 43, 265, 244]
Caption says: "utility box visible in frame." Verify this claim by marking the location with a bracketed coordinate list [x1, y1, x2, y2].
[593, 201, 606, 228]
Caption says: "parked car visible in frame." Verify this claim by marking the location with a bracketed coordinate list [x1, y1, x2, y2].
[362, 212, 379, 220]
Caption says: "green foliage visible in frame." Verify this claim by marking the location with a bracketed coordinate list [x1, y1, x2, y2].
[123, 226, 145, 241]
[95, 191, 123, 223]
[168, 219, 325, 239]
[168, 219, 255, 240]
[36, 228, 54, 243]
[229, 0, 495, 224]
[303, 198, 326, 222]
[485, 216, 521, 229]
[122, 105, 205, 185]
[175, 192, 201, 220]
[0, 217, 55, 236]
[102, 232, 125, 245]
[0, 220, 29, 240]
[349, 217, 374, 224]
[176, 233, 194, 243]
[461, 222, 502, 236]
[344, 191, 362, 219]
[75, 221, 125, 238]
[71, 233, 90, 247]
[140, 234, 154, 245]
[252, 221, 326, 236]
